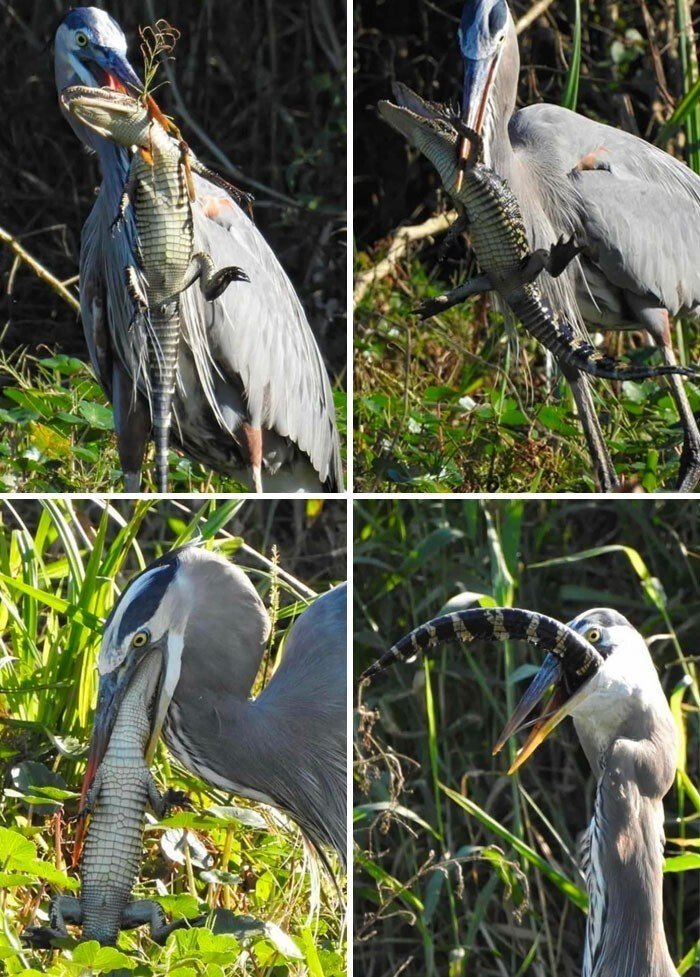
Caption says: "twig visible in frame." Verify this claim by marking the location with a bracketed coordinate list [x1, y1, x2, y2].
[353, 212, 456, 307]
[515, 0, 557, 34]
[143, 0, 300, 208]
[0, 225, 80, 314]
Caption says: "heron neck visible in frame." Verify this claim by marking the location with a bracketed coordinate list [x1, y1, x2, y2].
[94, 139, 132, 207]
[584, 792, 676, 977]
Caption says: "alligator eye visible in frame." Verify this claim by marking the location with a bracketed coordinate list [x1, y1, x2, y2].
[132, 629, 149, 648]
[75, 31, 88, 47]
[586, 628, 601, 644]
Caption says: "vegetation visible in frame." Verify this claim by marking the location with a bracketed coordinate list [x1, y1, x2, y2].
[353, 0, 700, 492]
[0, 0, 346, 491]
[354, 499, 700, 976]
[0, 498, 346, 976]
[0, 350, 346, 493]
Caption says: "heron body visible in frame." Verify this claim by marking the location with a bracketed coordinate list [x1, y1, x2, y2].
[76, 547, 347, 872]
[458, 0, 700, 491]
[365, 605, 679, 976]
[54, 8, 343, 492]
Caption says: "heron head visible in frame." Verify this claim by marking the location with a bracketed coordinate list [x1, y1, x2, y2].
[54, 8, 141, 95]
[494, 608, 668, 772]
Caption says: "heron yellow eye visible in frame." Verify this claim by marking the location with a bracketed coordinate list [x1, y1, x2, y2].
[131, 630, 149, 648]
[75, 32, 88, 47]
[586, 628, 601, 644]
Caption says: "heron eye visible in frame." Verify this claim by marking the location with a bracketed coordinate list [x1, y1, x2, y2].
[586, 628, 601, 644]
[131, 629, 149, 648]
[75, 31, 89, 47]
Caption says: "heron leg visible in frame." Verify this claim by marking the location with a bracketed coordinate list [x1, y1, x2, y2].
[112, 363, 150, 492]
[242, 422, 264, 492]
[417, 273, 493, 319]
[631, 302, 700, 491]
[562, 365, 619, 491]
[182, 253, 249, 302]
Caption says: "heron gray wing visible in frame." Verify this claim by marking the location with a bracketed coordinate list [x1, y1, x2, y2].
[79, 151, 152, 402]
[512, 104, 700, 317]
[179, 175, 343, 487]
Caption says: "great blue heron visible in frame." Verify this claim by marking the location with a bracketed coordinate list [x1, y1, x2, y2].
[54, 8, 343, 493]
[363, 606, 679, 977]
[458, 0, 700, 491]
[75, 546, 347, 873]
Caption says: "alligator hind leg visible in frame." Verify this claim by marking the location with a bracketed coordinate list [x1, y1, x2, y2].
[22, 896, 82, 947]
[121, 899, 191, 944]
[417, 273, 493, 319]
[184, 253, 250, 301]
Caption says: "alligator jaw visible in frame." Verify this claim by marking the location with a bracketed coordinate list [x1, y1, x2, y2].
[378, 97, 461, 195]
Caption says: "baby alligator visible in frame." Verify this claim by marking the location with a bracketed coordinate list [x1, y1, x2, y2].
[24, 651, 181, 946]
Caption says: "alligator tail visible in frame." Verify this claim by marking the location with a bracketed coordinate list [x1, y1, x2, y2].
[149, 304, 181, 493]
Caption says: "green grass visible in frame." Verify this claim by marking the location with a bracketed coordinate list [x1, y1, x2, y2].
[0, 499, 346, 977]
[354, 499, 700, 977]
[354, 258, 700, 492]
[0, 350, 347, 493]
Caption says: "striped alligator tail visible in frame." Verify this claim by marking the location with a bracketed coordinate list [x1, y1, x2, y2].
[515, 291, 700, 381]
[149, 303, 181, 493]
[361, 607, 602, 683]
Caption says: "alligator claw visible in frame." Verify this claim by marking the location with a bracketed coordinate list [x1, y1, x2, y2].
[21, 925, 67, 949]
[163, 788, 192, 811]
[548, 234, 581, 278]
[416, 296, 449, 320]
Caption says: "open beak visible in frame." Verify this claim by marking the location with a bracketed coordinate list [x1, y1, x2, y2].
[92, 49, 142, 94]
[456, 55, 497, 190]
[72, 648, 165, 865]
[493, 652, 593, 773]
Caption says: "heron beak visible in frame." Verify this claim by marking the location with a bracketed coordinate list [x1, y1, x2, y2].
[83, 49, 142, 94]
[72, 648, 159, 865]
[493, 652, 594, 773]
[457, 55, 497, 189]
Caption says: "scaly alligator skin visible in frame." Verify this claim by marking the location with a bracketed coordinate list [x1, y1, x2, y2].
[60, 86, 250, 492]
[379, 83, 700, 383]
[24, 653, 178, 946]
[361, 607, 601, 685]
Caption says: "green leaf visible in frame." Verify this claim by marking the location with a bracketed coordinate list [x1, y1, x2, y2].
[664, 853, 700, 873]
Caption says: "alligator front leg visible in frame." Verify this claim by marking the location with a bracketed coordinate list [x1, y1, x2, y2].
[417, 273, 493, 320]
[22, 895, 82, 947]
[111, 166, 138, 235]
[517, 235, 582, 283]
[182, 253, 250, 301]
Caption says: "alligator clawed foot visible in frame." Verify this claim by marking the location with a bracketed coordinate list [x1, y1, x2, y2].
[416, 296, 448, 320]
[548, 234, 582, 277]
[163, 788, 192, 811]
[22, 925, 67, 949]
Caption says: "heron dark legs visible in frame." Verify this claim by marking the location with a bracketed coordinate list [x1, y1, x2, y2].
[112, 363, 150, 493]
[628, 299, 700, 492]
[562, 366, 619, 491]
